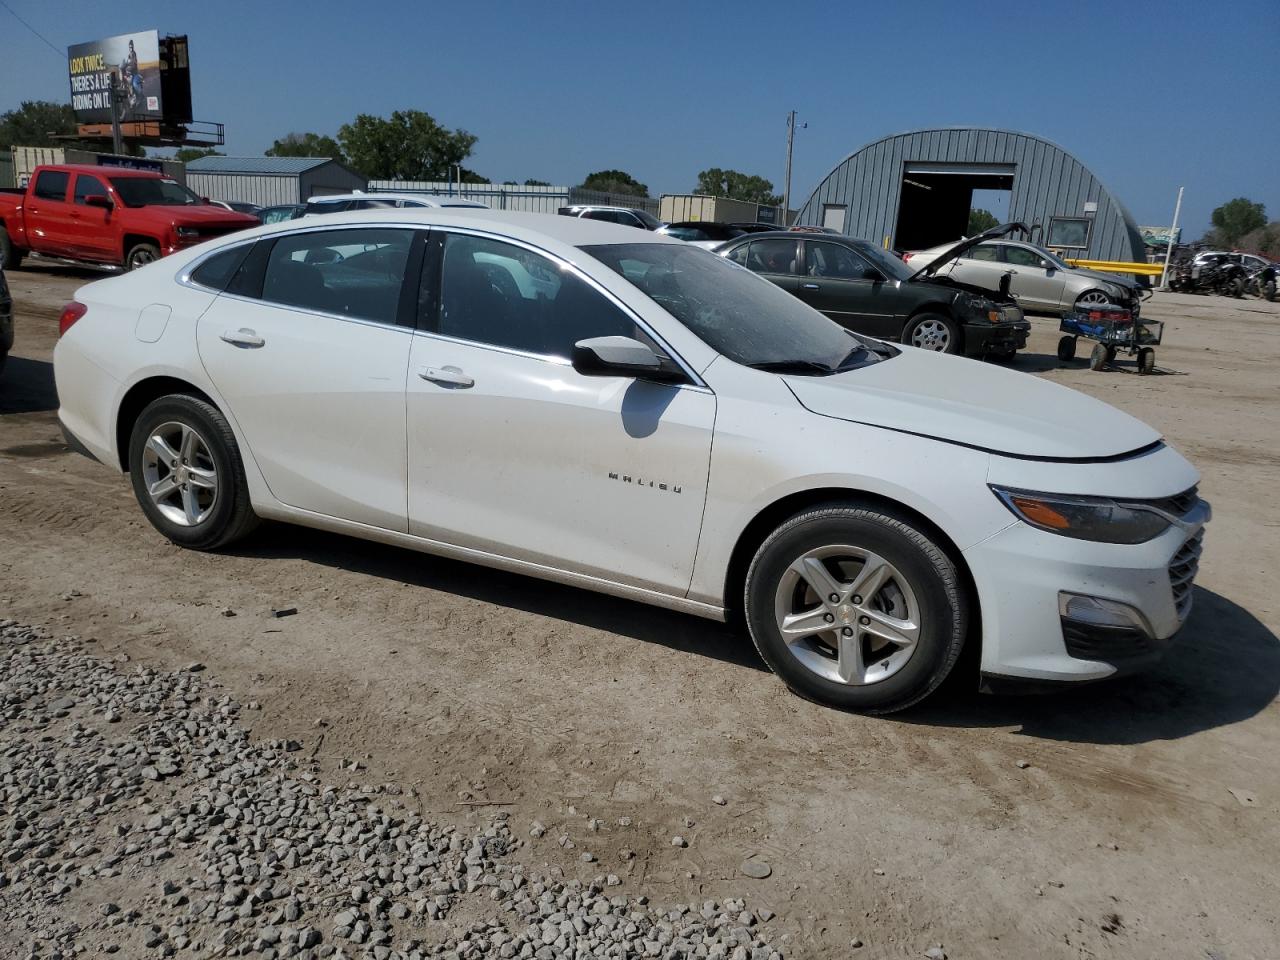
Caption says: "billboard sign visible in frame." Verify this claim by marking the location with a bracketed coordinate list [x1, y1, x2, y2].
[68, 31, 162, 124]
[1139, 225, 1182, 247]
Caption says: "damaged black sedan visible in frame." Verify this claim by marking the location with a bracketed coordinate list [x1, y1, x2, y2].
[713, 224, 1029, 358]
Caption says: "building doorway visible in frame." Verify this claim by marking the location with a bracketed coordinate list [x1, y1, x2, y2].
[894, 163, 1014, 251]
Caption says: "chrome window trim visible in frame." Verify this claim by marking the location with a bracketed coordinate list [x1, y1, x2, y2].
[429, 224, 707, 389]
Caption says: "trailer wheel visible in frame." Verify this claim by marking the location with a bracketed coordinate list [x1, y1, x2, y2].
[1089, 343, 1108, 371]
[1104, 345, 1117, 364]
[1138, 348, 1156, 375]
[1056, 336, 1076, 362]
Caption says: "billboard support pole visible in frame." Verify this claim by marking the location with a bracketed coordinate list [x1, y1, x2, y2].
[109, 73, 124, 156]
[1159, 186, 1184, 290]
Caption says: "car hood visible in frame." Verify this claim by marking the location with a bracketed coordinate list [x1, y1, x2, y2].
[783, 347, 1160, 459]
[910, 221, 1029, 280]
[129, 204, 259, 226]
[1069, 265, 1140, 291]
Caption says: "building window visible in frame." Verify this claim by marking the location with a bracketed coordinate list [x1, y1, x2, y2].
[1047, 217, 1091, 249]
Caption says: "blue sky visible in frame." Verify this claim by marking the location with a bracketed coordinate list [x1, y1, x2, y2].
[2, 0, 1276, 238]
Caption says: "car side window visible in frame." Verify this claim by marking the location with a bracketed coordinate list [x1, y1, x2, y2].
[33, 171, 70, 202]
[968, 244, 999, 262]
[725, 243, 749, 266]
[745, 238, 797, 275]
[1003, 246, 1043, 268]
[807, 241, 871, 280]
[190, 245, 253, 291]
[73, 175, 109, 206]
[259, 228, 414, 324]
[356, 198, 400, 209]
[433, 233, 641, 360]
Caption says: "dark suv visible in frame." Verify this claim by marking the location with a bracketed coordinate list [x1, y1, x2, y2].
[713, 227, 1029, 358]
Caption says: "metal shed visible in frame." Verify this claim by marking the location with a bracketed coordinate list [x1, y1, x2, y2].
[795, 127, 1146, 262]
[184, 156, 366, 207]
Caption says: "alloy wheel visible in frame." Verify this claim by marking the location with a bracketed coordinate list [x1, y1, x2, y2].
[129, 248, 157, 269]
[772, 545, 921, 685]
[910, 318, 951, 351]
[140, 421, 218, 526]
[1076, 290, 1111, 307]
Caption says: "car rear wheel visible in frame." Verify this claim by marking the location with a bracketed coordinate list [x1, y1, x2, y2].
[128, 395, 259, 550]
[126, 242, 161, 271]
[743, 504, 967, 713]
[902, 313, 961, 354]
[0, 226, 23, 270]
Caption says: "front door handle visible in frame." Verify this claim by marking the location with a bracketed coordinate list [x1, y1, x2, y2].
[418, 365, 474, 388]
[220, 328, 266, 348]
[802, 282, 820, 290]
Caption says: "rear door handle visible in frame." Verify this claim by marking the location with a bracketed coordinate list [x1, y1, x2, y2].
[802, 282, 820, 290]
[220, 328, 266, 348]
[418, 365, 474, 388]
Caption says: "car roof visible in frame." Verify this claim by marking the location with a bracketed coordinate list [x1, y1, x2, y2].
[237, 208, 686, 248]
[307, 192, 487, 207]
[37, 164, 169, 178]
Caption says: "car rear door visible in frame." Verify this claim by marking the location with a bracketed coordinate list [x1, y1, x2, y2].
[195, 225, 419, 531]
[731, 237, 801, 297]
[796, 240, 899, 337]
[404, 230, 715, 594]
[26, 170, 77, 255]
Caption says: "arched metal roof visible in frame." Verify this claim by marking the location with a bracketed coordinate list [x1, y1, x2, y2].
[794, 127, 1145, 262]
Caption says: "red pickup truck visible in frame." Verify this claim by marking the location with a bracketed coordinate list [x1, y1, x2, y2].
[0, 164, 258, 272]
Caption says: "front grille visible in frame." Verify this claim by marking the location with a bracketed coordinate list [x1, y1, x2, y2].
[1169, 529, 1204, 621]
[1149, 485, 1199, 518]
[1063, 622, 1163, 663]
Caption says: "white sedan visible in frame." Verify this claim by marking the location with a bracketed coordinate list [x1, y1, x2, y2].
[53, 210, 1208, 713]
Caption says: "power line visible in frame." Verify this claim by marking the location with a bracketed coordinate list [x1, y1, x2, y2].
[0, 0, 65, 59]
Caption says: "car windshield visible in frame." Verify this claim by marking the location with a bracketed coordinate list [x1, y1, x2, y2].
[582, 242, 888, 373]
[633, 210, 661, 230]
[109, 177, 203, 207]
[850, 240, 915, 281]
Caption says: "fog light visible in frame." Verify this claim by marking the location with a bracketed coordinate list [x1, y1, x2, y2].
[1058, 592, 1150, 633]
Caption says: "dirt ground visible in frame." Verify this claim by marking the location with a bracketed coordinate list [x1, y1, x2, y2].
[2, 262, 1277, 959]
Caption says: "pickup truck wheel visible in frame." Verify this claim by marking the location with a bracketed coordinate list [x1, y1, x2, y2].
[744, 505, 967, 713]
[0, 226, 23, 270]
[126, 242, 161, 271]
[902, 313, 961, 354]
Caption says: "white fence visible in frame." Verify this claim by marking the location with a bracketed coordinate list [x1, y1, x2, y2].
[369, 181, 569, 214]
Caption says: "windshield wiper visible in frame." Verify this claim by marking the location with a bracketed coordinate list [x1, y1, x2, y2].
[744, 359, 836, 375]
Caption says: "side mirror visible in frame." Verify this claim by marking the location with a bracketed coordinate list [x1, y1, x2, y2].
[1040, 259, 1053, 270]
[85, 195, 112, 210]
[572, 336, 686, 383]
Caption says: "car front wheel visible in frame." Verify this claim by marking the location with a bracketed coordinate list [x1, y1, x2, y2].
[128, 395, 259, 550]
[743, 504, 967, 713]
[902, 313, 961, 354]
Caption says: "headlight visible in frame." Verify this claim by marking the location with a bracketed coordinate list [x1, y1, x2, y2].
[958, 294, 1002, 322]
[990, 486, 1172, 544]
[176, 226, 200, 239]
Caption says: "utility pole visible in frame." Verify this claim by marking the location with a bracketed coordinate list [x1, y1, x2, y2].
[1160, 186, 1184, 290]
[109, 72, 125, 157]
[782, 111, 795, 227]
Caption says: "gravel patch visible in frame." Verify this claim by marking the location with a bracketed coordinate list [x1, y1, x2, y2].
[0, 620, 786, 959]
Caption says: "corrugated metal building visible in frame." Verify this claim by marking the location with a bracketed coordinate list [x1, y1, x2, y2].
[795, 127, 1146, 262]
[185, 156, 366, 206]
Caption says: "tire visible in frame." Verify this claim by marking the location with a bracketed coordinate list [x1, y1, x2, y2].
[902, 312, 961, 354]
[1074, 290, 1112, 311]
[1057, 335, 1076, 362]
[0, 226, 24, 270]
[743, 504, 967, 714]
[1266, 280, 1277, 303]
[1089, 342, 1108, 371]
[127, 395, 259, 550]
[1104, 345, 1117, 364]
[1138, 347, 1156, 375]
[125, 242, 161, 271]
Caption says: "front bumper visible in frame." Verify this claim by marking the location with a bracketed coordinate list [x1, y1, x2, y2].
[965, 497, 1209, 685]
[962, 320, 1031, 355]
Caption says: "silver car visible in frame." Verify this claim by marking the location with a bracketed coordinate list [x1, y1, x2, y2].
[905, 238, 1144, 317]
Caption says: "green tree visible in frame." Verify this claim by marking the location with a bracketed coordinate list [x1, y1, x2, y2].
[266, 132, 345, 162]
[337, 110, 477, 181]
[1210, 198, 1267, 247]
[694, 168, 781, 206]
[967, 208, 999, 235]
[172, 147, 223, 164]
[0, 100, 93, 151]
[1238, 222, 1280, 258]
[524, 178, 551, 187]
[580, 169, 648, 197]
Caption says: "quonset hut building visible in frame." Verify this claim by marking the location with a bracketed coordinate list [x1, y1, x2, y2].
[793, 127, 1146, 263]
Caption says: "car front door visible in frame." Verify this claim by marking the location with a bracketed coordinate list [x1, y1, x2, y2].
[71, 174, 117, 262]
[796, 240, 898, 337]
[195, 226, 419, 531]
[731, 237, 801, 297]
[26, 170, 77, 255]
[1001, 243, 1067, 311]
[404, 230, 715, 594]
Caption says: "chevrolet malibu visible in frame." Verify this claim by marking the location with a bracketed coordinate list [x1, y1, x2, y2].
[53, 211, 1209, 713]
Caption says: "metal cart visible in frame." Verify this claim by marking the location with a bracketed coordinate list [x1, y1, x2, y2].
[1057, 303, 1163, 375]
